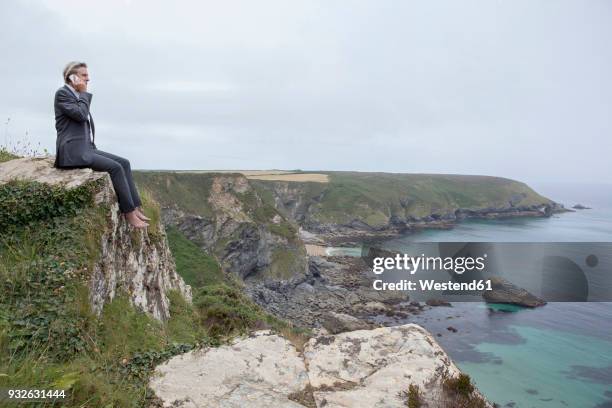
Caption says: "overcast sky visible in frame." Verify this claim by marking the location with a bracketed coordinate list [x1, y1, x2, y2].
[1, 0, 610, 184]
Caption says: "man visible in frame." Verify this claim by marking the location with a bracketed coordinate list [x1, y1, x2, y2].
[54, 61, 150, 228]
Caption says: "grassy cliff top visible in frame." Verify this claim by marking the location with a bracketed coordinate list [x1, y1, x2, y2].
[135, 169, 553, 226]
[311, 171, 552, 221]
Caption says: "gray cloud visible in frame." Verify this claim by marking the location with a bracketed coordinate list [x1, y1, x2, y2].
[1, 0, 610, 184]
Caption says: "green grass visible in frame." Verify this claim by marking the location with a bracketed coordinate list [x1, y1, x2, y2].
[165, 222, 310, 347]
[0, 290, 201, 407]
[165, 290, 206, 344]
[96, 296, 166, 358]
[193, 283, 275, 337]
[407, 384, 422, 408]
[133, 172, 217, 218]
[166, 225, 223, 288]
[139, 188, 163, 245]
[267, 247, 307, 280]
[268, 221, 298, 241]
[0, 148, 19, 163]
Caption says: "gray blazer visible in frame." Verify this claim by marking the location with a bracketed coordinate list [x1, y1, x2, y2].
[53, 84, 97, 168]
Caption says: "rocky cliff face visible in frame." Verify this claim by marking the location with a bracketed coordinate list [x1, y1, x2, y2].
[90, 184, 192, 320]
[135, 172, 309, 283]
[0, 157, 191, 321]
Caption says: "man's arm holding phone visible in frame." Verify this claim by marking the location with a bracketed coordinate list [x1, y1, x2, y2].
[56, 75, 92, 122]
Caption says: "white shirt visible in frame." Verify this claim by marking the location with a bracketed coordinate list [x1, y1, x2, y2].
[66, 83, 80, 98]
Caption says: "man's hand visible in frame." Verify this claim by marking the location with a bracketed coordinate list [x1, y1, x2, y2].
[73, 75, 87, 93]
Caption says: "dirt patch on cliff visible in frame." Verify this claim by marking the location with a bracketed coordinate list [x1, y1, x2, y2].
[245, 173, 329, 183]
[305, 244, 328, 256]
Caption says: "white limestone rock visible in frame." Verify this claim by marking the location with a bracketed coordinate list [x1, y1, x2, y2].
[149, 331, 310, 408]
[150, 324, 491, 408]
[304, 324, 491, 407]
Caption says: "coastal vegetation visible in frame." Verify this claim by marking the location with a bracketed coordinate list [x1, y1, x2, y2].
[400, 374, 487, 408]
[252, 170, 553, 225]
[0, 148, 19, 163]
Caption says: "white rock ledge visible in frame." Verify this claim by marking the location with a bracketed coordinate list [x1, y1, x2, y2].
[149, 330, 309, 408]
[150, 324, 492, 408]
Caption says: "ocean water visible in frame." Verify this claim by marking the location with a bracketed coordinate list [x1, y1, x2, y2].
[388, 206, 612, 243]
[379, 303, 612, 408]
[392, 209, 612, 242]
[375, 182, 612, 407]
[388, 180, 612, 243]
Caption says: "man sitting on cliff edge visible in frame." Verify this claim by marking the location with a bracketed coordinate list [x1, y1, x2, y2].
[53, 61, 150, 228]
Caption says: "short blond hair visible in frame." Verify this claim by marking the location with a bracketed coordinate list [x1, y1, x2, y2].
[63, 61, 87, 84]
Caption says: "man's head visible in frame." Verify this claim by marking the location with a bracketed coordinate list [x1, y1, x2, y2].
[62, 61, 89, 89]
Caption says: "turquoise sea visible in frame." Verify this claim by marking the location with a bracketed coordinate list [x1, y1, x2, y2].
[377, 182, 612, 407]
[383, 303, 612, 408]
[386, 181, 612, 243]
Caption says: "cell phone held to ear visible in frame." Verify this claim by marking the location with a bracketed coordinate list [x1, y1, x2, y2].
[69, 74, 85, 92]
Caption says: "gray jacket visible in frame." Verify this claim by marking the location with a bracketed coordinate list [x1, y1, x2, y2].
[53, 84, 97, 168]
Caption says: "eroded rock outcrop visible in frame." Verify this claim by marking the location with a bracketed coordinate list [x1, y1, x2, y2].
[483, 276, 546, 308]
[149, 325, 492, 408]
[0, 156, 191, 320]
[135, 172, 309, 283]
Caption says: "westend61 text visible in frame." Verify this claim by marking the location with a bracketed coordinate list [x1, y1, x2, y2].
[372, 279, 493, 291]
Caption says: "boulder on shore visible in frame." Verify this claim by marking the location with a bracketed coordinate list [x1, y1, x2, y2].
[426, 298, 452, 307]
[320, 312, 377, 334]
[483, 276, 546, 308]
